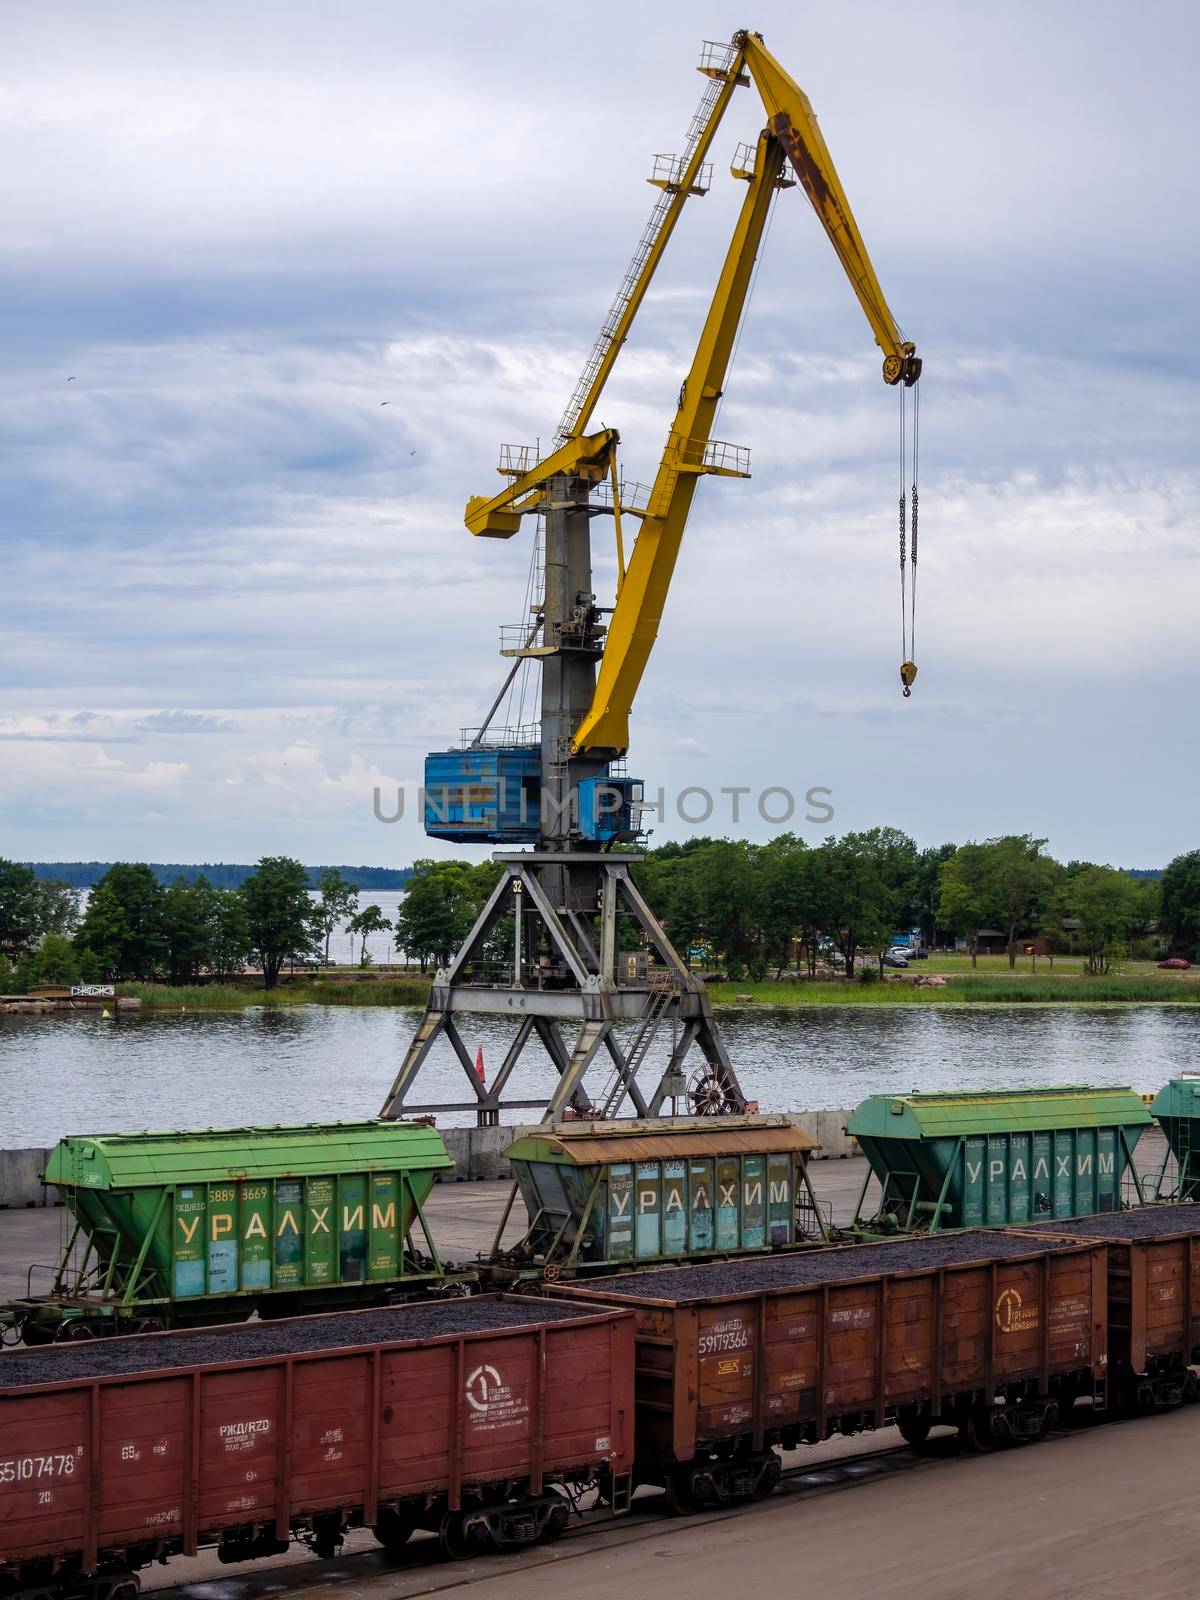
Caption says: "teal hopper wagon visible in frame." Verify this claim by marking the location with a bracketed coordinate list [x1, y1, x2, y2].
[492, 1116, 827, 1280]
[8, 1119, 453, 1342]
[1149, 1077, 1200, 1200]
[847, 1087, 1152, 1235]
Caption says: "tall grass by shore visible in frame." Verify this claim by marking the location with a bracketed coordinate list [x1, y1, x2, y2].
[115, 971, 1200, 1011]
[123, 978, 433, 1009]
[708, 975, 1200, 1006]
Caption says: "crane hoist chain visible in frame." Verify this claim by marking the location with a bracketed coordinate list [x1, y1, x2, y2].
[899, 381, 920, 697]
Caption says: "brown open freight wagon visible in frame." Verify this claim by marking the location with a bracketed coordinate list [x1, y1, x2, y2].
[552, 1230, 1108, 1512]
[0, 1295, 635, 1597]
[1022, 1200, 1200, 1409]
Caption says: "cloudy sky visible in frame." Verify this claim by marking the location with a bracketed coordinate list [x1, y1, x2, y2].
[2, 0, 1197, 871]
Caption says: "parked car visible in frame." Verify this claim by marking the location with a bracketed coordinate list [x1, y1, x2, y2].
[1158, 957, 1192, 970]
[882, 951, 909, 969]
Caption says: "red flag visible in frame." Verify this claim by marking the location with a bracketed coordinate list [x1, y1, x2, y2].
[474, 1046, 486, 1083]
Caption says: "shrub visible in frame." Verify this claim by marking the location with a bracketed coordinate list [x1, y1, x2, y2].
[15, 934, 80, 991]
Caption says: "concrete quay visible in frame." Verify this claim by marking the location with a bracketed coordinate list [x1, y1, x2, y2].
[0, 1109, 861, 1209]
[1, 1129, 1168, 1302]
[436, 1106, 858, 1183]
[0, 1156, 874, 1300]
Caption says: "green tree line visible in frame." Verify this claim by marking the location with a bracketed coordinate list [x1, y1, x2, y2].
[395, 838, 1200, 982]
[20, 861, 412, 890]
[0, 859, 404, 991]
[3, 841, 1198, 991]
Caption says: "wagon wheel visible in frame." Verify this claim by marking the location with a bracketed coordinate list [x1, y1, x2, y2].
[687, 1067, 740, 1117]
[752, 1451, 781, 1498]
[962, 1405, 997, 1454]
[542, 1492, 570, 1539]
[1033, 1401, 1058, 1441]
[896, 1404, 932, 1446]
[57, 1320, 96, 1342]
[438, 1510, 489, 1560]
[663, 1463, 700, 1517]
[371, 1508, 417, 1558]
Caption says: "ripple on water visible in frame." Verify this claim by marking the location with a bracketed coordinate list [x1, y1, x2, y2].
[0, 1003, 1197, 1145]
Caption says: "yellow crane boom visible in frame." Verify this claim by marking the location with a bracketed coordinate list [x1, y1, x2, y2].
[571, 32, 920, 752]
[463, 29, 920, 755]
[740, 34, 920, 388]
[571, 131, 787, 755]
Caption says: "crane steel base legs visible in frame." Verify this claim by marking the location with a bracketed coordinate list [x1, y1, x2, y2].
[379, 852, 746, 1127]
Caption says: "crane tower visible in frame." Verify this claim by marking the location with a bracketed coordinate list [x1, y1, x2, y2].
[380, 32, 920, 1127]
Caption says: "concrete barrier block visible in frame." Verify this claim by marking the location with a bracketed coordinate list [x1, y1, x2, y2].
[793, 1110, 857, 1159]
[0, 1148, 54, 1208]
[433, 1113, 856, 1179]
[438, 1125, 540, 1181]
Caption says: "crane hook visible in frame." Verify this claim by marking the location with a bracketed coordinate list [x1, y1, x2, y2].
[897, 377, 920, 699]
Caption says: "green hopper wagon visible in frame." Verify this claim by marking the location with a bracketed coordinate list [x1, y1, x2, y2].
[1150, 1077, 1200, 1200]
[847, 1087, 1151, 1235]
[493, 1116, 827, 1279]
[11, 1119, 453, 1341]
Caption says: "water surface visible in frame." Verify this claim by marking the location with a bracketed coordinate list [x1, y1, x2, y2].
[2, 1003, 1197, 1146]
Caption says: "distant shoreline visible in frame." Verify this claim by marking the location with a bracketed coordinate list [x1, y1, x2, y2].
[84, 972, 1200, 1012]
[23, 862, 412, 891]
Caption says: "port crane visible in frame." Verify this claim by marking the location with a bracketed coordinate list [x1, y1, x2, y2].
[381, 30, 920, 1127]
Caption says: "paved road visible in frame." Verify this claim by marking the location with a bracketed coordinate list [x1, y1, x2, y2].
[129, 1411, 1200, 1600]
[0, 1208, 62, 1303]
[468, 1411, 1200, 1600]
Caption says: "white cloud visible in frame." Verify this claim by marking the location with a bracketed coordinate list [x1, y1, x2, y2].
[0, 1, 1197, 866]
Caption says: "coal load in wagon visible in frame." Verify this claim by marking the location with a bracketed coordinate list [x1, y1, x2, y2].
[581, 1228, 1060, 1302]
[0, 1293, 635, 1584]
[1023, 1201, 1200, 1240]
[0, 1295, 595, 1389]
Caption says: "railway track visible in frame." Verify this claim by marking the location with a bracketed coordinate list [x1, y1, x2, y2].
[150, 1405, 1164, 1600]
[139, 1424, 1033, 1599]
